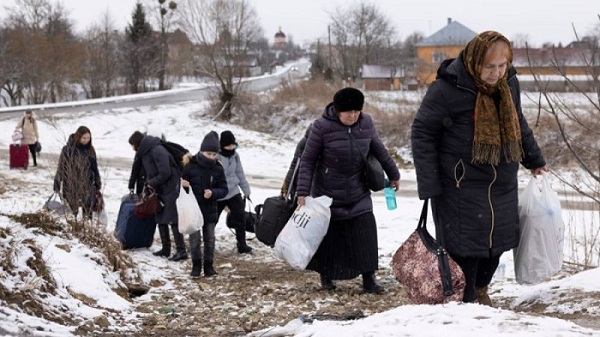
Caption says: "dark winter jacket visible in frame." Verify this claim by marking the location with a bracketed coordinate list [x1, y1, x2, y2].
[281, 124, 312, 197]
[411, 54, 546, 258]
[128, 153, 146, 195]
[181, 153, 228, 224]
[137, 135, 180, 224]
[53, 134, 101, 212]
[296, 103, 400, 220]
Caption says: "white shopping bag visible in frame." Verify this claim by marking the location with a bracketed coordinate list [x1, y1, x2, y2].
[176, 185, 204, 235]
[513, 176, 565, 284]
[275, 195, 332, 269]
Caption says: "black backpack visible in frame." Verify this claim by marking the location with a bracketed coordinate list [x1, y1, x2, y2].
[161, 141, 190, 172]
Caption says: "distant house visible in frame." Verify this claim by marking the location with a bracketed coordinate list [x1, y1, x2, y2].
[415, 18, 476, 86]
[360, 64, 404, 91]
[513, 45, 600, 91]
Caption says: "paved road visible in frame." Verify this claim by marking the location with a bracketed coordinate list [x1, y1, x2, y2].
[0, 61, 310, 121]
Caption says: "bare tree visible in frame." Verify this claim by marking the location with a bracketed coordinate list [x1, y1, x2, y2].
[328, 1, 396, 81]
[176, 0, 264, 120]
[79, 11, 122, 98]
[2, 0, 83, 104]
[526, 22, 600, 267]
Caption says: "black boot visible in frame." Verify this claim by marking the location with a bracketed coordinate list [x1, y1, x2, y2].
[320, 274, 336, 290]
[191, 259, 202, 278]
[204, 260, 217, 277]
[362, 272, 384, 294]
[153, 224, 171, 257]
[168, 223, 188, 261]
[235, 227, 253, 254]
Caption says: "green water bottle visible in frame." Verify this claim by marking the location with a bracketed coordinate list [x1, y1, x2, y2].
[384, 179, 397, 210]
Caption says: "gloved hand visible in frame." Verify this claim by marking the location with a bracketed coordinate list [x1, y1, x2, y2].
[129, 189, 135, 195]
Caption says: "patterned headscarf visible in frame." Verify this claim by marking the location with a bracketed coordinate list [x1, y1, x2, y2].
[462, 31, 522, 165]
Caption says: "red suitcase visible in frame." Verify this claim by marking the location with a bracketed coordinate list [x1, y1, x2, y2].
[10, 144, 29, 169]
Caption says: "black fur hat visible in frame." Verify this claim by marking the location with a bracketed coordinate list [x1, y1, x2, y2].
[200, 131, 220, 153]
[220, 130, 236, 147]
[333, 87, 364, 113]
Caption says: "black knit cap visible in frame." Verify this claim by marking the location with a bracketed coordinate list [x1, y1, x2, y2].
[333, 87, 364, 113]
[201, 131, 220, 153]
[220, 130, 236, 148]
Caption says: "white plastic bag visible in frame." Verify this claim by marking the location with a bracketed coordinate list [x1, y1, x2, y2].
[513, 176, 565, 284]
[176, 185, 203, 235]
[274, 195, 332, 269]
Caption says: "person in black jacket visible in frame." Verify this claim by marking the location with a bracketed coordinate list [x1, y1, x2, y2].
[129, 131, 185, 261]
[181, 131, 228, 277]
[411, 31, 548, 305]
[128, 153, 146, 195]
[54, 126, 102, 218]
[280, 123, 312, 198]
[296, 87, 400, 294]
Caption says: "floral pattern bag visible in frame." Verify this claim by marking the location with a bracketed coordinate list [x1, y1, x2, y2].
[392, 199, 465, 304]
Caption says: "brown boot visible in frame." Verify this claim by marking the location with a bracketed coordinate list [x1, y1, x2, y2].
[476, 286, 493, 306]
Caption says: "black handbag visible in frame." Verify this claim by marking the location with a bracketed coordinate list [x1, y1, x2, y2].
[226, 201, 257, 233]
[349, 133, 385, 191]
[34, 141, 42, 153]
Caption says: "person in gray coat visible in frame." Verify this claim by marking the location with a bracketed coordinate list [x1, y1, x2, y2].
[129, 131, 185, 261]
[296, 87, 400, 294]
[216, 130, 253, 254]
[411, 31, 548, 305]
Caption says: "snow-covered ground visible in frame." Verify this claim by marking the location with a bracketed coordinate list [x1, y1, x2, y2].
[0, 88, 599, 336]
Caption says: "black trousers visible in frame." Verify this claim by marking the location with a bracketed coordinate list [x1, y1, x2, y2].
[449, 251, 501, 302]
[28, 144, 37, 166]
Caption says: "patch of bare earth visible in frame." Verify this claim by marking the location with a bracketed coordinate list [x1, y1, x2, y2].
[122, 247, 412, 336]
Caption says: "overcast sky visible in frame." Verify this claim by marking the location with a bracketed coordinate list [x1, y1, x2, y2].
[2, 0, 599, 47]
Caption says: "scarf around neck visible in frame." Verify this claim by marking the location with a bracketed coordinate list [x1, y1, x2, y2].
[462, 31, 523, 166]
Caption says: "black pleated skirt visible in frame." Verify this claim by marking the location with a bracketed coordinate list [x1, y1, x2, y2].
[306, 212, 379, 280]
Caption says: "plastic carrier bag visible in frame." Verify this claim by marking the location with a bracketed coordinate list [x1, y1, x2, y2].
[513, 176, 565, 284]
[176, 185, 204, 235]
[274, 196, 332, 269]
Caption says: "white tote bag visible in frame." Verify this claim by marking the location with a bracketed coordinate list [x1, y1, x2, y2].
[513, 176, 565, 284]
[275, 195, 332, 269]
[176, 185, 204, 235]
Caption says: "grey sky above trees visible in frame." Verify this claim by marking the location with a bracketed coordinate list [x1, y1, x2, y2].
[2, 0, 599, 47]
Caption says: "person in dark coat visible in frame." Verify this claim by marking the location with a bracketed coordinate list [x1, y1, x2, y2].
[128, 131, 184, 261]
[411, 31, 548, 305]
[280, 123, 312, 198]
[54, 126, 101, 218]
[296, 87, 400, 294]
[128, 153, 146, 195]
[181, 131, 228, 277]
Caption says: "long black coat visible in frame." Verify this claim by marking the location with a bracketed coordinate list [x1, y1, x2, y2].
[53, 135, 101, 212]
[137, 135, 180, 224]
[296, 103, 400, 220]
[181, 153, 228, 224]
[411, 55, 546, 258]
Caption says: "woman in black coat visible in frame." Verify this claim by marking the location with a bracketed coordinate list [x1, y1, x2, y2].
[411, 31, 547, 305]
[296, 87, 400, 294]
[129, 131, 184, 261]
[53, 126, 101, 218]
